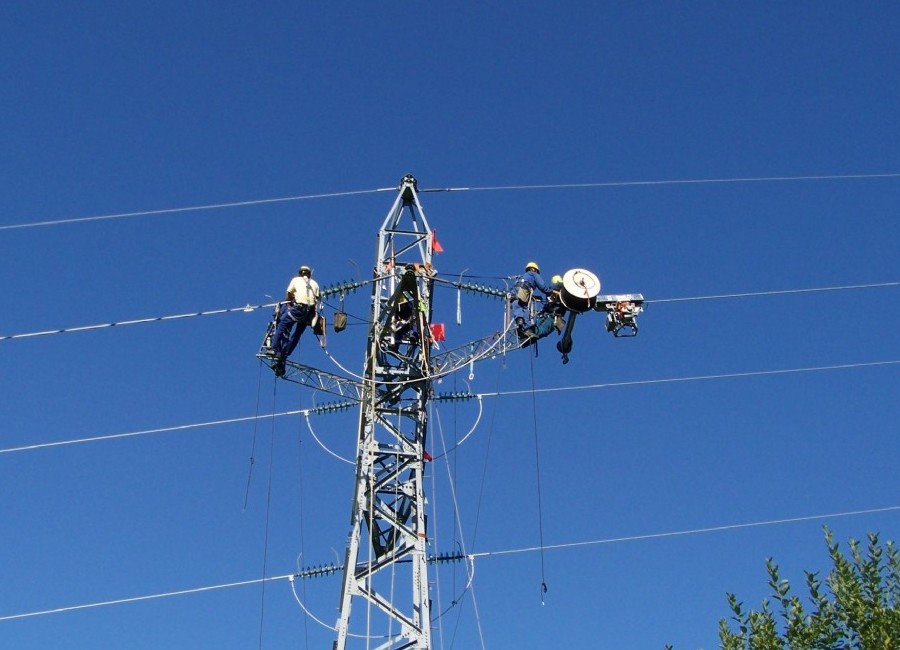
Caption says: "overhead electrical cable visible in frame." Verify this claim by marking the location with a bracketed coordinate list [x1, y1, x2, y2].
[428, 395, 484, 462]
[431, 171, 900, 193]
[0, 410, 309, 455]
[468, 505, 900, 560]
[2, 280, 896, 343]
[477, 360, 900, 399]
[0, 187, 393, 231]
[3, 504, 896, 624]
[303, 393, 355, 465]
[3, 172, 898, 232]
[287, 578, 389, 640]
[0, 575, 292, 622]
[2, 359, 897, 457]
[648, 281, 900, 304]
[0, 302, 278, 341]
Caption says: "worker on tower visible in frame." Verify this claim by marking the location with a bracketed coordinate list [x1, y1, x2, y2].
[522, 274, 566, 346]
[385, 294, 415, 352]
[541, 274, 567, 331]
[509, 261, 555, 339]
[270, 265, 320, 376]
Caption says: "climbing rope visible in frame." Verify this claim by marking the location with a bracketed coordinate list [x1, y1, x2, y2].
[243, 360, 266, 511]
[432, 404, 488, 649]
[528, 351, 549, 604]
[257, 379, 278, 649]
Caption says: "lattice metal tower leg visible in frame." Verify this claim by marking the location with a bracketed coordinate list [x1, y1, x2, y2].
[334, 175, 436, 650]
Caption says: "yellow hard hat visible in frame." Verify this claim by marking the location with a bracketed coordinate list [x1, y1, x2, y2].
[525, 261, 540, 273]
[551, 274, 563, 285]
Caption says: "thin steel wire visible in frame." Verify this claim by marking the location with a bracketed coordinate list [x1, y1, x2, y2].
[4, 505, 896, 623]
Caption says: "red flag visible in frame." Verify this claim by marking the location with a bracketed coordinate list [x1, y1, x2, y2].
[429, 323, 446, 342]
[431, 230, 444, 254]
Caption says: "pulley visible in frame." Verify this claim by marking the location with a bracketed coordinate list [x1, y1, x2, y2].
[559, 268, 601, 313]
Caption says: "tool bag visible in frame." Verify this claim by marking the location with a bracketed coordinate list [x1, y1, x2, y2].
[333, 311, 347, 332]
[313, 313, 326, 336]
[333, 291, 348, 332]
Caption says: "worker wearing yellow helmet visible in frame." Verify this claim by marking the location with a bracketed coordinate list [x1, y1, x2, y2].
[509, 261, 555, 338]
[520, 272, 568, 348]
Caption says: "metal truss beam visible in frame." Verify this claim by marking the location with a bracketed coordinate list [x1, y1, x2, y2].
[334, 175, 436, 650]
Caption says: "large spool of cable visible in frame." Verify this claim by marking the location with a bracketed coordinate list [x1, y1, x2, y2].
[559, 268, 601, 313]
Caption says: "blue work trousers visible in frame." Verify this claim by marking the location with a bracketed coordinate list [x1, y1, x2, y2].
[272, 303, 314, 360]
[510, 298, 531, 324]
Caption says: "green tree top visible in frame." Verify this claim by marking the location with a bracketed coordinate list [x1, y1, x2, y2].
[668, 528, 900, 650]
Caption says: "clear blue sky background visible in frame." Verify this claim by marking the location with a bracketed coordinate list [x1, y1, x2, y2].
[2, 3, 899, 648]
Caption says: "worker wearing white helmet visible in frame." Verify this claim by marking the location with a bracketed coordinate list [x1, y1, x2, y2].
[270, 265, 321, 376]
[286, 266, 319, 306]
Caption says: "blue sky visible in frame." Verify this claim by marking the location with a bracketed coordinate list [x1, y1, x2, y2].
[1, 3, 899, 648]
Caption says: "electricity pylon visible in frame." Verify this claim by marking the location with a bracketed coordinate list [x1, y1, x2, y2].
[254, 173, 645, 647]
[333, 175, 437, 650]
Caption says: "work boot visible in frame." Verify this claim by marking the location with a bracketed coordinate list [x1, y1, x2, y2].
[515, 317, 527, 337]
[521, 326, 537, 343]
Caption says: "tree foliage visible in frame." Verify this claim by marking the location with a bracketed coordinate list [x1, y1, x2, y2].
[717, 528, 900, 650]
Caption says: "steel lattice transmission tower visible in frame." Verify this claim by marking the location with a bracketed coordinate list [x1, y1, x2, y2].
[333, 175, 439, 650]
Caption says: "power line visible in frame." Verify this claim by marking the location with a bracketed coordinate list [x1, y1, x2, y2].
[649, 281, 900, 304]
[0, 575, 291, 622]
[0, 302, 274, 341]
[2, 359, 897, 457]
[2, 280, 897, 343]
[478, 360, 900, 399]
[438, 172, 900, 193]
[2, 504, 896, 623]
[0, 188, 392, 231]
[469, 505, 900, 559]
[3, 172, 899, 232]
[0, 410, 306, 455]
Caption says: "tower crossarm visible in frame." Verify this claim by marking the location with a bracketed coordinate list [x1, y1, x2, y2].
[294, 550, 467, 582]
[255, 356, 365, 401]
[431, 325, 523, 374]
